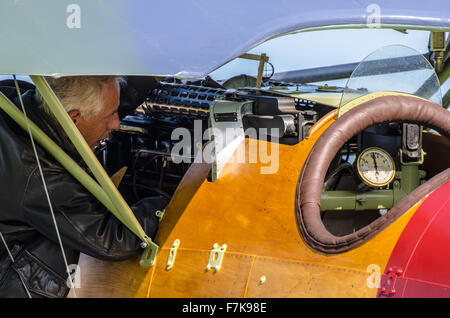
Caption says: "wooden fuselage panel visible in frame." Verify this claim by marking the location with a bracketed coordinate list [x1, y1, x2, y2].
[74, 112, 419, 298]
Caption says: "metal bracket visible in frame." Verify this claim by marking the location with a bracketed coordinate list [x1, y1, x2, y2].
[209, 100, 246, 182]
[166, 239, 180, 270]
[155, 209, 165, 222]
[399, 149, 426, 166]
[139, 240, 159, 267]
[206, 243, 227, 272]
[431, 32, 446, 73]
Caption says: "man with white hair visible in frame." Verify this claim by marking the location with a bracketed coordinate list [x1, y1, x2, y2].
[0, 76, 167, 298]
[40, 76, 124, 150]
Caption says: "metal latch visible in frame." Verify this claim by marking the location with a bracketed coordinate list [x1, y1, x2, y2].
[166, 239, 180, 271]
[206, 243, 227, 272]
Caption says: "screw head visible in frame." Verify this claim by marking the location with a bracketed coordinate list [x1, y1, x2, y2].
[259, 276, 266, 285]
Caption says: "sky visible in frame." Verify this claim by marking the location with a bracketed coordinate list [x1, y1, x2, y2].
[210, 28, 449, 99]
[211, 28, 430, 77]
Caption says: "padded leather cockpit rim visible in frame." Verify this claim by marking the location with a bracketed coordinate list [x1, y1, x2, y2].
[295, 95, 450, 254]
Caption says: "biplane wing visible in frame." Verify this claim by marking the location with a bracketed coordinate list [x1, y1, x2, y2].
[0, 0, 449, 77]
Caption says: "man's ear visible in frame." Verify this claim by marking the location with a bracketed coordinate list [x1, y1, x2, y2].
[68, 109, 81, 125]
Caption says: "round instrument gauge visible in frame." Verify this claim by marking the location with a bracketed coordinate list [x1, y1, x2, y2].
[356, 147, 396, 187]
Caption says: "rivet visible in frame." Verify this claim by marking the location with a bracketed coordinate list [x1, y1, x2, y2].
[390, 289, 396, 295]
[396, 269, 403, 276]
[259, 275, 266, 285]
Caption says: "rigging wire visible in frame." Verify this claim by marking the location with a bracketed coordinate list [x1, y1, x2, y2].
[13, 75, 78, 298]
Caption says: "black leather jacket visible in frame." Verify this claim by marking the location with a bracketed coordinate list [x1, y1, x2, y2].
[0, 86, 167, 298]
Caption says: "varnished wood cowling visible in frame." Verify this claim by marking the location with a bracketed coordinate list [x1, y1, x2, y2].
[71, 106, 440, 297]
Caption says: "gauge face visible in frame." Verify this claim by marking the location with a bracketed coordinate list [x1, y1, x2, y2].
[356, 147, 396, 187]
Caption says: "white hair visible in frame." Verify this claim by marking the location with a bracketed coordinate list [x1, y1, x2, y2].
[37, 75, 126, 120]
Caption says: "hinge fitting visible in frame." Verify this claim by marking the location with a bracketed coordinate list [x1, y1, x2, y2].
[206, 243, 227, 272]
[166, 239, 180, 270]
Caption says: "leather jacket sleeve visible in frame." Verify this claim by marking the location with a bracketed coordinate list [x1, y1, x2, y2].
[21, 162, 168, 262]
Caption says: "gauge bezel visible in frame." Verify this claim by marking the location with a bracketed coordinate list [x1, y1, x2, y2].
[356, 147, 396, 188]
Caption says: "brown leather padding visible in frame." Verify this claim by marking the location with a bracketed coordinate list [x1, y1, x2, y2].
[296, 95, 450, 254]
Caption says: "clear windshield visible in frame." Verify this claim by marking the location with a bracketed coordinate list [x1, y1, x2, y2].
[339, 45, 442, 109]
